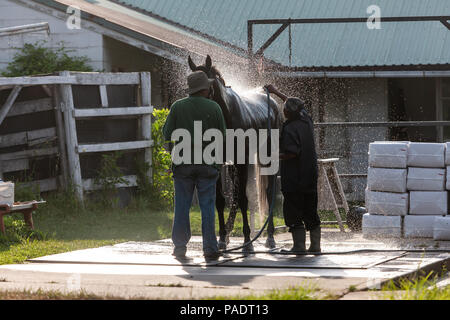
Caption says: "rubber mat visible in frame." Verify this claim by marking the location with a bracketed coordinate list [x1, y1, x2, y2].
[216, 252, 406, 269]
[28, 246, 243, 267]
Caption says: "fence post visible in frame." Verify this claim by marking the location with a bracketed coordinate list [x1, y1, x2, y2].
[59, 71, 84, 202]
[140, 72, 153, 183]
[52, 84, 69, 189]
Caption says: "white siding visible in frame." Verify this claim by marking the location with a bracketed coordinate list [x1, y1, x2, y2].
[0, 0, 103, 71]
[347, 78, 389, 201]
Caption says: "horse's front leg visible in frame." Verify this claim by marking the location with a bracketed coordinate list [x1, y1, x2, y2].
[265, 174, 277, 249]
[240, 197, 255, 254]
[216, 179, 227, 250]
[238, 165, 254, 254]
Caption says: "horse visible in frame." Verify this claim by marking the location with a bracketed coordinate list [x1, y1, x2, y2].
[188, 55, 282, 253]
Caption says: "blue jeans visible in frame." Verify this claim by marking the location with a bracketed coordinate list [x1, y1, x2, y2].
[172, 164, 219, 255]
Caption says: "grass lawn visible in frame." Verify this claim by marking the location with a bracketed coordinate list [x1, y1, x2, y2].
[0, 194, 289, 265]
[0, 187, 345, 266]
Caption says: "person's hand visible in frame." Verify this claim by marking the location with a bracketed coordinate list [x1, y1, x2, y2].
[264, 84, 278, 94]
[264, 84, 288, 102]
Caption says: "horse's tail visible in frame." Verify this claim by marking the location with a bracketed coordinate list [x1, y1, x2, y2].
[254, 161, 269, 227]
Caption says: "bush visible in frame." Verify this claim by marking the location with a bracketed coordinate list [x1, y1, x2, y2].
[94, 151, 129, 207]
[136, 108, 173, 208]
[0, 217, 49, 246]
[2, 41, 93, 77]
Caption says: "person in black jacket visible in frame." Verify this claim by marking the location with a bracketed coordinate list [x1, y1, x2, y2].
[264, 85, 321, 254]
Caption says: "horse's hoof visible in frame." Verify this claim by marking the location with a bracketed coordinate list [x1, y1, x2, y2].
[265, 237, 276, 249]
[242, 243, 255, 255]
[218, 241, 227, 250]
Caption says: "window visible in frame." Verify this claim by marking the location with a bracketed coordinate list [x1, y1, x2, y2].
[441, 79, 450, 142]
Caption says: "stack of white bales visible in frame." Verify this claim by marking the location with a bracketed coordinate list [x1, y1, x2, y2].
[404, 143, 447, 238]
[364, 141, 408, 237]
[363, 142, 450, 240]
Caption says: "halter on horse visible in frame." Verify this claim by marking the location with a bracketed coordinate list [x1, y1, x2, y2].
[188, 55, 281, 252]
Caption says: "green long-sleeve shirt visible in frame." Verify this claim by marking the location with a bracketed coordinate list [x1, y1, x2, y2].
[163, 96, 227, 167]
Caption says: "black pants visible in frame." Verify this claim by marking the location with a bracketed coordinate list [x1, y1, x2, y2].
[282, 191, 321, 232]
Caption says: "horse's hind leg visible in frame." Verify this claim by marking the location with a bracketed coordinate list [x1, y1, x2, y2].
[216, 179, 227, 250]
[265, 174, 277, 249]
[238, 165, 254, 254]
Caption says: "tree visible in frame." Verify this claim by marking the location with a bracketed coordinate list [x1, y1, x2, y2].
[2, 41, 93, 77]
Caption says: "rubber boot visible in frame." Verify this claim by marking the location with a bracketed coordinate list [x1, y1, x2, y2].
[308, 226, 321, 254]
[281, 226, 306, 254]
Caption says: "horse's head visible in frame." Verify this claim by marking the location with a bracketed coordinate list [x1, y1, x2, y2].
[188, 55, 232, 127]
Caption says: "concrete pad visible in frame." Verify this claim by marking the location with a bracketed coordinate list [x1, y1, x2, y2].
[29, 246, 242, 267]
[0, 230, 448, 299]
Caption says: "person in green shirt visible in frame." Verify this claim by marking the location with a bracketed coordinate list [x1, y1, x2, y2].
[163, 71, 226, 262]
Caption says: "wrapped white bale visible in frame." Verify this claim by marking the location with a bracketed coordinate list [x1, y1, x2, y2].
[367, 167, 407, 193]
[407, 142, 445, 168]
[368, 141, 409, 168]
[446, 167, 450, 190]
[0, 182, 14, 206]
[433, 216, 450, 240]
[362, 214, 402, 238]
[445, 142, 450, 166]
[365, 189, 408, 216]
[404, 216, 435, 238]
[409, 191, 448, 216]
[407, 167, 445, 191]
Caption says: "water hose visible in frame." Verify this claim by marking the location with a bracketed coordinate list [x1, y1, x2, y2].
[218, 90, 450, 256]
[220, 87, 277, 254]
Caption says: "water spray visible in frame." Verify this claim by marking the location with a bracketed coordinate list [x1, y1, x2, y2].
[219, 87, 278, 254]
[218, 89, 449, 257]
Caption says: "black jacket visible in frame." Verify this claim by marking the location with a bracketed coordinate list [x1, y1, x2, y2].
[280, 109, 318, 193]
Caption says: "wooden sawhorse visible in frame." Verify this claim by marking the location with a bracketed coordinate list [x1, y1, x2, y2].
[0, 201, 45, 234]
[318, 158, 349, 232]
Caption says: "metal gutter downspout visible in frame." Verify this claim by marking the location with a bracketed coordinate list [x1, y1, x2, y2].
[0, 22, 50, 37]
[272, 70, 450, 78]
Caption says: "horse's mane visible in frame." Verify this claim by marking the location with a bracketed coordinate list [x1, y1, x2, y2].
[211, 66, 226, 86]
[195, 64, 226, 86]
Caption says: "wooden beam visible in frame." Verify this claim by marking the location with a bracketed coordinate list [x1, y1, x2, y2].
[71, 72, 140, 85]
[27, 127, 57, 141]
[28, 135, 57, 147]
[6, 98, 53, 118]
[73, 106, 153, 118]
[77, 140, 153, 154]
[59, 71, 83, 202]
[0, 147, 58, 161]
[99, 85, 108, 107]
[140, 72, 153, 182]
[0, 73, 140, 87]
[21, 176, 61, 193]
[0, 86, 22, 126]
[0, 127, 56, 148]
[52, 85, 69, 189]
[82, 175, 137, 191]
[0, 76, 75, 87]
[255, 23, 290, 56]
[0, 159, 29, 173]
[0, 131, 26, 148]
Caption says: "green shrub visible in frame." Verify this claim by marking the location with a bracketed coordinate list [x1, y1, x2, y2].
[14, 182, 41, 203]
[136, 108, 173, 208]
[94, 152, 129, 207]
[0, 217, 49, 246]
[2, 41, 93, 77]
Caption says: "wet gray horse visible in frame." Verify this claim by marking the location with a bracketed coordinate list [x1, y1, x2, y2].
[188, 55, 281, 252]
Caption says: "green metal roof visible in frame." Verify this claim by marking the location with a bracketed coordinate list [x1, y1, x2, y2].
[114, 0, 450, 69]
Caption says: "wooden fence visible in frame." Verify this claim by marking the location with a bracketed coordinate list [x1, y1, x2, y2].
[0, 72, 153, 203]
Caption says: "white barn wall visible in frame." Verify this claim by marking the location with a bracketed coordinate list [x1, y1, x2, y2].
[317, 78, 388, 202]
[0, 0, 104, 72]
[346, 78, 389, 201]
